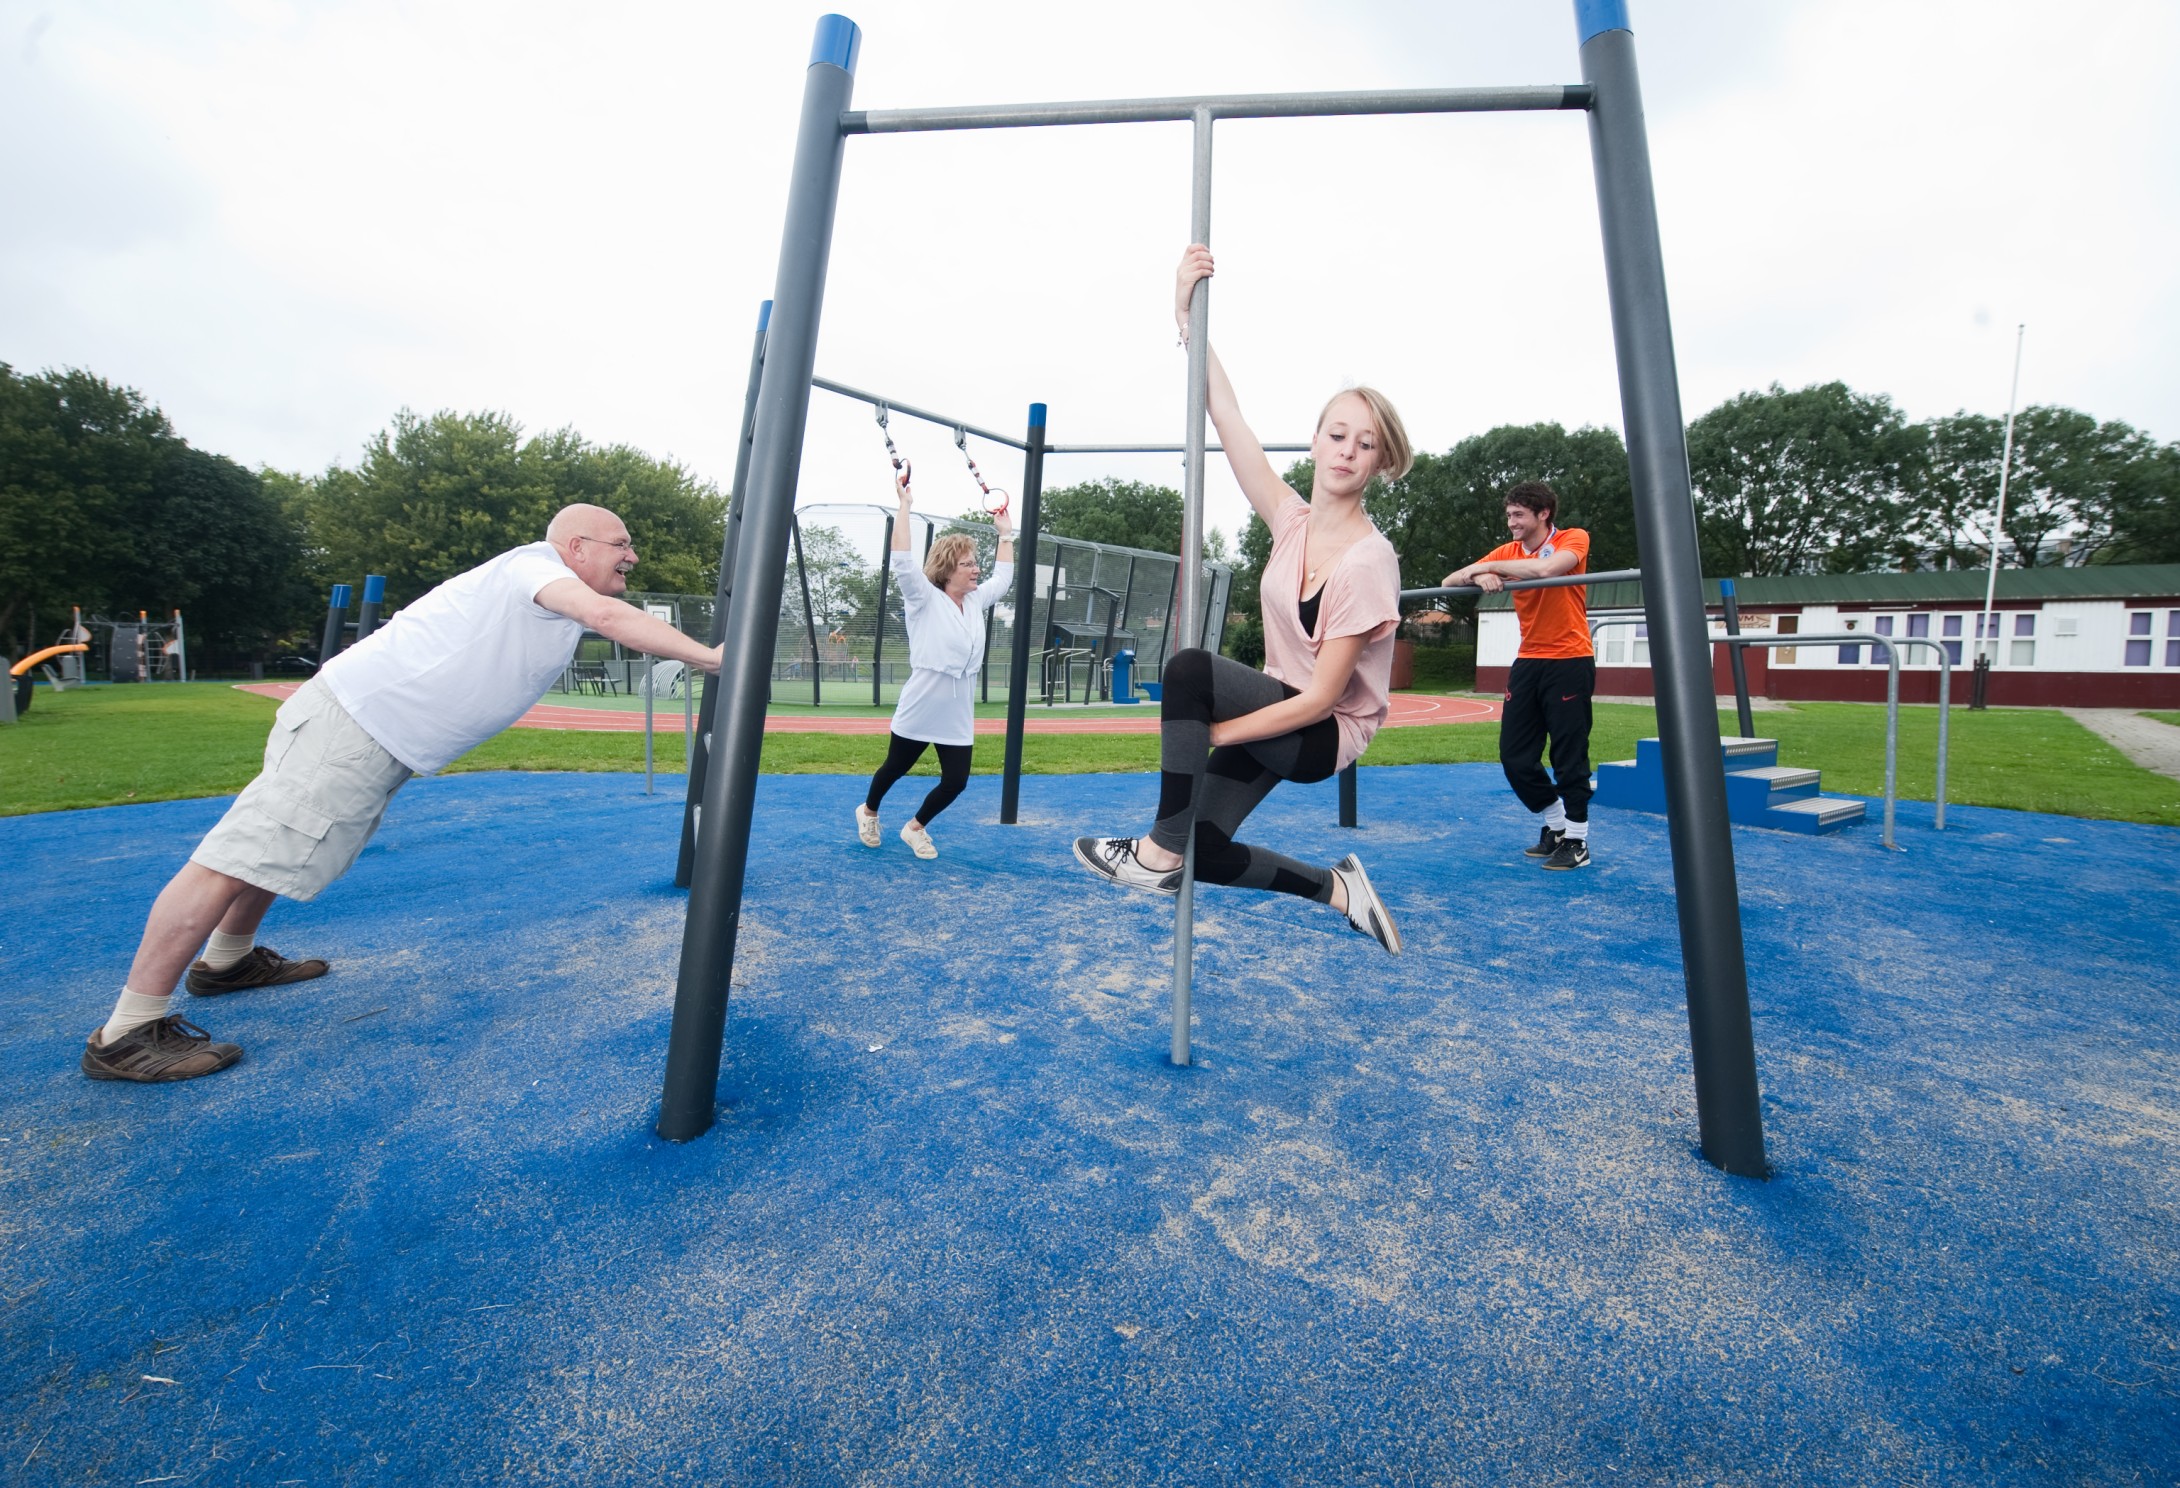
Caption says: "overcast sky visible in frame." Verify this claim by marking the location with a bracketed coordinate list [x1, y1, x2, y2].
[6, 0, 2176, 554]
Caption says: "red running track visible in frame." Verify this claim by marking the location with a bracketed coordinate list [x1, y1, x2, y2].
[234, 683, 1498, 734]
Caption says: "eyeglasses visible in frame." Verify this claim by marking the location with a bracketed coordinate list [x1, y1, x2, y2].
[574, 534, 636, 553]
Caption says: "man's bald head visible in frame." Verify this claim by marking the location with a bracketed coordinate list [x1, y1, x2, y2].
[546, 503, 623, 548]
[547, 504, 637, 598]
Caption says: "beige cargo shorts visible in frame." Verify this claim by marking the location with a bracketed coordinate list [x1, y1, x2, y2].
[190, 678, 413, 901]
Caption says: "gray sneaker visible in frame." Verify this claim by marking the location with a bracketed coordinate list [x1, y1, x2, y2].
[1334, 854, 1402, 955]
[1072, 836, 1183, 895]
[82, 1016, 242, 1083]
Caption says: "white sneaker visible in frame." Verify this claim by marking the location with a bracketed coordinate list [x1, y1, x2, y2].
[1071, 836, 1182, 895]
[1335, 853, 1402, 955]
[856, 805, 881, 848]
[901, 820, 938, 859]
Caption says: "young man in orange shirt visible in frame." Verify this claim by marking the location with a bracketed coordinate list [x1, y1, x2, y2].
[1442, 481, 1594, 870]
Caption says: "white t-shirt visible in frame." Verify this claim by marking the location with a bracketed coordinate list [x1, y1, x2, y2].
[888, 552, 1014, 747]
[322, 543, 588, 773]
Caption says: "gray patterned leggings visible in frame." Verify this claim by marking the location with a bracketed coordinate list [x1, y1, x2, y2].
[1147, 649, 1341, 902]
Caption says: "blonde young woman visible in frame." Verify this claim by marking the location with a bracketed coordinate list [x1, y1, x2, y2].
[856, 475, 1015, 858]
[1072, 244, 1407, 953]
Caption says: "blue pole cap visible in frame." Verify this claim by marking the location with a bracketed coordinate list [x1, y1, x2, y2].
[1028, 402, 1047, 427]
[757, 299, 773, 331]
[362, 575, 387, 603]
[1576, 0, 1631, 44]
[329, 584, 353, 609]
[810, 15, 860, 75]
[1718, 577, 1736, 596]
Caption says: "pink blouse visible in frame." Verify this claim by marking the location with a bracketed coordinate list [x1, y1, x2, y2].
[1257, 495, 1403, 771]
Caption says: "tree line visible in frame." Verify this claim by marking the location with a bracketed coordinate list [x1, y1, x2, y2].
[5, 361, 2174, 670]
[0, 364, 725, 669]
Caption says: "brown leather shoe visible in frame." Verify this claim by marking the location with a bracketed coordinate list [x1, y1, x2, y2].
[184, 945, 330, 996]
[82, 1016, 242, 1082]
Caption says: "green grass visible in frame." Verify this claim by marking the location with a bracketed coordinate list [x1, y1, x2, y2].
[2144, 711, 2180, 729]
[6, 683, 2177, 827]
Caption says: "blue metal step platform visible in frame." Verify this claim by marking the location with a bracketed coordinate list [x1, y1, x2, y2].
[1594, 736, 1866, 835]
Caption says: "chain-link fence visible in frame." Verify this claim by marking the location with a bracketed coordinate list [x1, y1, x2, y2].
[562, 508, 1231, 708]
[775, 504, 1230, 708]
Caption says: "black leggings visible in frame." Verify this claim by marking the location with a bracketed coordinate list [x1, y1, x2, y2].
[1147, 649, 1341, 902]
[866, 733, 974, 825]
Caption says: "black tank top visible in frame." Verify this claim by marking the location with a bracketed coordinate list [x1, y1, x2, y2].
[1297, 588, 1322, 638]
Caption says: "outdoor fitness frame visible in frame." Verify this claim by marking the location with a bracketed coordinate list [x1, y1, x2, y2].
[659, 2, 1769, 1180]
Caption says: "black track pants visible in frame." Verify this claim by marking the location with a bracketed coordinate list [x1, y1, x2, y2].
[1147, 648, 1340, 902]
[1499, 656, 1595, 822]
[865, 732, 974, 825]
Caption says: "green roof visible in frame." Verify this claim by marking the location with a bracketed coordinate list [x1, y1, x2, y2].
[1476, 563, 2180, 611]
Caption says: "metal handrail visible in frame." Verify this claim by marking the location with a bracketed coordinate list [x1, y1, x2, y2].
[1590, 622, 1956, 848]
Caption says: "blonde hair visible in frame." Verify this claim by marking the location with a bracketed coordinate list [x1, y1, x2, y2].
[924, 531, 979, 587]
[1316, 386, 1414, 484]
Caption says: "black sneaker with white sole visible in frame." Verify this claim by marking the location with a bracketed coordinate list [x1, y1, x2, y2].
[1072, 836, 1183, 895]
[1540, 837, 1591, 870]
[1522, 826, 1565, 858]
[1334, 853, 1402, 955]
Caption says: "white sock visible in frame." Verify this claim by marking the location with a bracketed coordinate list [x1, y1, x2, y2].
[1541, 801, 1569, 832]
[1563, 819, 1590, 842]
[201, 930, 255, 971]
[100, 988, 172, 1046]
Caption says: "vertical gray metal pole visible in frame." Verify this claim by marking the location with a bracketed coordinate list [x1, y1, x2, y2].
[1720, 577, 1754, 739]
[999, 406, 1047, 823]
[659, 15, 858, 1143]
[1338, 763, 1357, 828]
[1171, 104, 1213, 1070]
[355, 575, 386, 643]
[870, 515, 893, 707]
[792, 516, 821, 705]
[676, 300, 772, 889]
[320, 584, 352, 665]
[1580, 2, 1766, 1177]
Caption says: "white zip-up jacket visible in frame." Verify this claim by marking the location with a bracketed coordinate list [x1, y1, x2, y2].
[888, 551, 1015, 747]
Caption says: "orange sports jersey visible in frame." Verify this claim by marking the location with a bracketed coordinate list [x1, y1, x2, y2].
[1484, 527, 1592, 658]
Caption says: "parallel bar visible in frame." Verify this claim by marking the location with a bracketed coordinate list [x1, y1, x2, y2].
[999, 404, 1048, 823]
[677, 300, 771, 889]
[1582, 14, 1766, 1177]
[1172, 104, 1213, 1071]
[659, 21, 857, 1143]
[847, 84, 1592, 135]
[1400, 567, 1640, 605]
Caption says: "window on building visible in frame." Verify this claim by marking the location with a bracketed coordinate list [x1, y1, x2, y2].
[1907, 614, 1930, 638]
[1634, 624, 1649, 667]
[2010, 613, 2035, 666]
[2126, 612, 2152, 667]
[1940, 614, 1962, 665]
[2169, 612, 2180, 668]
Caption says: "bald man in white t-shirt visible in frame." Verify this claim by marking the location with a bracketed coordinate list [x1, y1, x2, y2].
[81, 503, 723, 1084]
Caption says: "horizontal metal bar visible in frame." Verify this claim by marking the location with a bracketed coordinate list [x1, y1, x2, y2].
[846, 84, 1592, 135]
[1046, 443, 1310, 455]
[811, 376, 1026, 449]
[1400, 567, 1641, 604]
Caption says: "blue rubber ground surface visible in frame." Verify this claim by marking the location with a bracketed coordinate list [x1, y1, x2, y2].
[3, 766, 2176, 1486]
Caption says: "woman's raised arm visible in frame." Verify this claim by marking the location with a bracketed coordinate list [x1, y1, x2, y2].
[1176, 245, 1294, 529]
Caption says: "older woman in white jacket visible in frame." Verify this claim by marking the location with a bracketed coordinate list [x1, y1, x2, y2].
[856, 474, 1015, 858]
